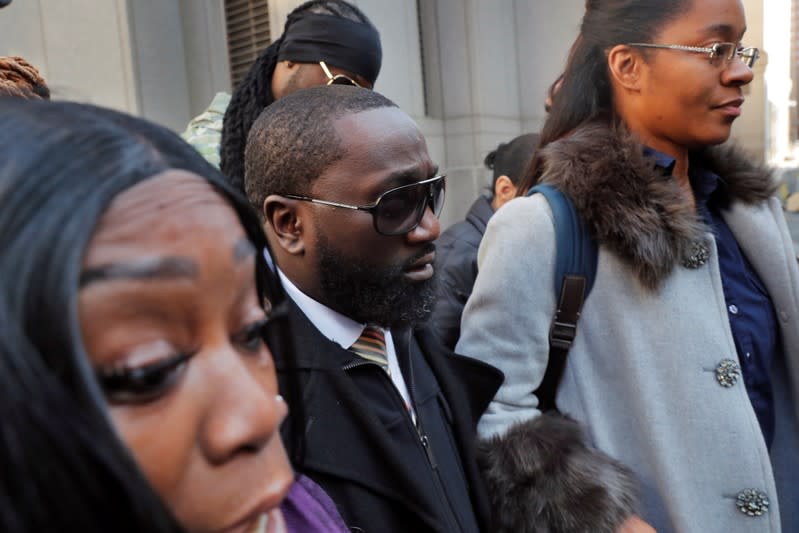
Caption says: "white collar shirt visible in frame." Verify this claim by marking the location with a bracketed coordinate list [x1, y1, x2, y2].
[277, 269, 414, 413]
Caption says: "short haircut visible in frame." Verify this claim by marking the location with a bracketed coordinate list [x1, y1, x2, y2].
[244, 84, 397, 213]
[484, 133, 540, 189]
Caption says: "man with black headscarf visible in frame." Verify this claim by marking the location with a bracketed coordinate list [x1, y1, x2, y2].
[182, 0, 381, 191]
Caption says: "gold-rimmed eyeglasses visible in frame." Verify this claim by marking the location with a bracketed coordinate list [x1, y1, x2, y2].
[319, 61, 362, 87]
[625, 42, 760, 68]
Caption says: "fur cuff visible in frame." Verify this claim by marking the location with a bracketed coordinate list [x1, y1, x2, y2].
[477, 413, 638, 533]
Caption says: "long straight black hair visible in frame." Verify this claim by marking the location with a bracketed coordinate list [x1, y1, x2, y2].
[0, 99, 287, 532]
[519, 0, 689, 193]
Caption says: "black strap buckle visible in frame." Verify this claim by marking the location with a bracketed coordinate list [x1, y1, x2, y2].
[549, 318, 577, 350]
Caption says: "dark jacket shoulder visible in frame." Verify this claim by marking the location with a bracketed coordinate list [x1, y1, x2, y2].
[432, 196, 494, 350]
[275, 297, 503, 533]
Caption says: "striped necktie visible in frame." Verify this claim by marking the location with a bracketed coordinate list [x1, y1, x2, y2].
[349, 326, 389, 374]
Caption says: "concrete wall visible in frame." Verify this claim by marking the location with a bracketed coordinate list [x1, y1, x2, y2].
[178, 0, 232, 126]
[125, 0, 231, 132]
[0, 0, 138, 111]
[0, 0, 229, 132]
[419, 0, 583, 226]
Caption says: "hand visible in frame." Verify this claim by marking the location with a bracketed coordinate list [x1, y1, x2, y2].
[618, 515, 656, 533]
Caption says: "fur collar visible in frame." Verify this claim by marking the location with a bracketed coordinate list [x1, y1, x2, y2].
[538, 121, 776, 289]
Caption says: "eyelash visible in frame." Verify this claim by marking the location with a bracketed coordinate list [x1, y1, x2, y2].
[97, 317, 271, 404]
[97, 351, 194, 404]
[232, 317, 270, 353]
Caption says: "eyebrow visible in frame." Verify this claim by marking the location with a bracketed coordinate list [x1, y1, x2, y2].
[79, 257, 198, 287]
[233, 237, 256, 263]
[380, 164, 441, 192]
[700, 23, 745, 40]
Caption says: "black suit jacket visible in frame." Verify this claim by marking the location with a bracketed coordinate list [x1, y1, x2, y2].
[272, 299, 503, 533]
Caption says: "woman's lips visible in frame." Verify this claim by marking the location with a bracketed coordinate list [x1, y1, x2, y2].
[265, 509, 287, 533]
[249, 509, 286, 533]
[717, 105, 742, 117]
[714, 97, 744, 117]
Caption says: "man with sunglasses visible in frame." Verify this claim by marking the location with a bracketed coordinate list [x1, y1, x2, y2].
[182, 0, 380, 182]
[245, 85, 503, 533]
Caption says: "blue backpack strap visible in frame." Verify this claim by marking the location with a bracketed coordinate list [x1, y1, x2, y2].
[527, 184, 597, 297]
[526, 184, 598, 411]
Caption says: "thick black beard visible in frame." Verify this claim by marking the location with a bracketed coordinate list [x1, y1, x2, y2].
[316, 234, 437, 328]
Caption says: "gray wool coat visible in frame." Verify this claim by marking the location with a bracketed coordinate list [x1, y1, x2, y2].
[456, 123, 799, 533]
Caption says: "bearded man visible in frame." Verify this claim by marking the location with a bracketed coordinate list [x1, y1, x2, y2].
[244, 85, 502, 533]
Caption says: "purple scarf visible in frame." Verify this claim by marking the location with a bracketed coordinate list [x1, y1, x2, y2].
[281, 475, 349, 533]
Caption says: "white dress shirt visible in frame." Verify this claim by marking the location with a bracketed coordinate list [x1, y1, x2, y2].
[277, 269, 414, 412]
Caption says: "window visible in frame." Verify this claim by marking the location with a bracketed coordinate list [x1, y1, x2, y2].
[224, 0, 271, 89]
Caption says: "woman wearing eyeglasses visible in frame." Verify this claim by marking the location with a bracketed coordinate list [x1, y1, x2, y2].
[456, 1, 799, 532]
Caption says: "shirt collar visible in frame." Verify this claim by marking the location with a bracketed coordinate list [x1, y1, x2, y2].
[690, 165, 723, 210]
[643, 145, 722, 209]
[643, 145, 677, 172]
[277, 268, 366, 350]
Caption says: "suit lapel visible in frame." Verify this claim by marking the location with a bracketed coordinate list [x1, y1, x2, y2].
[418, 329, 504, 430]
[415, 327, 503, 531]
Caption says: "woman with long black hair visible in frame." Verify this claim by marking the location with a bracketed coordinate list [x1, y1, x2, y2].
[0, 99, 347, 533]
[457, 1, 799, 532]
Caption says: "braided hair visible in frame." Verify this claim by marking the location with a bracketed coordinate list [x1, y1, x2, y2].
[220, 0, 374, 192]
[0, 56, 50, 99]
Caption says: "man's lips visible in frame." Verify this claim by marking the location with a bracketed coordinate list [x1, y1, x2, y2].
[403, 251, 436, 281]
[406, 252, 436, 271]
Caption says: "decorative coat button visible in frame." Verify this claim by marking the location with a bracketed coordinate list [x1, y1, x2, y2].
[728, 304, 739, 315]
[715, 359, 741, 387]
[682, 241, 709, 269]
[736, 489, 769, 517]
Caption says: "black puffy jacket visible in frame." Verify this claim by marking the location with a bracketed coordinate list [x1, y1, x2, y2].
[432, 195, 494, 350]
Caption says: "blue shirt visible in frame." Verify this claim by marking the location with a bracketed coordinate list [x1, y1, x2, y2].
[647, 148, 779, 448]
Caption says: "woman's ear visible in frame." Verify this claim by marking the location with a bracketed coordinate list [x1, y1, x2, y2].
[263, 195, 305, 256]
[607, 44, 643, 92]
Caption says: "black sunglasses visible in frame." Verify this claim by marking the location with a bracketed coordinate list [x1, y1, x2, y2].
[283, 175, 446, 236]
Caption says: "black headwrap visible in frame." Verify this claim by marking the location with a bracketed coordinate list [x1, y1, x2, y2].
[277, 13, 382, 84]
